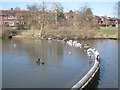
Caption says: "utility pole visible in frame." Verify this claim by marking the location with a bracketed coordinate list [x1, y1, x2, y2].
[55, 8, 58, 34]
[56, 8, 58, 24]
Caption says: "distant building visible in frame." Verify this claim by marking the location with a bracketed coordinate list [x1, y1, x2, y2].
[64, 12, 76, 26]
[93, 15, 118, 26]
[93, 15, 101, 24]
[0, 8, 27, 26]
[0, 8, 119, 28]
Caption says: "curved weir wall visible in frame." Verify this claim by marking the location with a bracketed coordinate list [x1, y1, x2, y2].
[71, 48, 100, 90]
[49, 39, 100, 89]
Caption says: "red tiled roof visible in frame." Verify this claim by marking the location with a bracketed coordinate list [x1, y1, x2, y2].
[0, 10, 28, 15]
[64, 13, 68, 16]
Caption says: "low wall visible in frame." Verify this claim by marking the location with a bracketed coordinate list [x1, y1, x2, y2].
[49, 39, 100, 89]
[71, 48, 100, 90]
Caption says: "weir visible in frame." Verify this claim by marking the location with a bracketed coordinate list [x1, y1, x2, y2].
[50, 39, 100, 89]
[71, 48, 100, 90]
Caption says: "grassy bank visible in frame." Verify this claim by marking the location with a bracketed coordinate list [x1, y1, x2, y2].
[44, 27, 118, 39]
[1, 27, 118, 39]
[45, 27, 118, 34]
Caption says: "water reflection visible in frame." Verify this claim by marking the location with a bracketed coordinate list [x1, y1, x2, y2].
[80, 39, 118, 88]
[2, 39, 118, 88]
[2, 38, 90, 88]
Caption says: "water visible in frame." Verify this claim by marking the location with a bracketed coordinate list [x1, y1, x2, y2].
[79, 39, 118, 88]
[2, 39, 118, 88]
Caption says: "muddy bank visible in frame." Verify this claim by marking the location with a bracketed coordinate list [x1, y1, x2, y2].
[12, 35, 29, 38]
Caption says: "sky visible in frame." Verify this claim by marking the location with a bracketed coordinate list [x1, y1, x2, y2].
[1, 0, 119, 17]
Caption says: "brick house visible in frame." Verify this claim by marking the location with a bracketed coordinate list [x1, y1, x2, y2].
[93, 15, 101, 24]
[93, 15, 118, 25]
[0, 8, 27, 26]
[64, 12, 77, 26]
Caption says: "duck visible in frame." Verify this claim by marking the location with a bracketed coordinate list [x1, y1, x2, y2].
[83, 44, 90, 49]
[14, 44, 16, 48]
[36, 59, 40, 63]
[36, 58, 44, 64]
[74, 43, 81, 47]
[73, 41, 78, 45]
[48, 38, 52, 40]
[67, 40, 73, 46]
[69, 52, 71, 55]
[40, 60, 44, 64]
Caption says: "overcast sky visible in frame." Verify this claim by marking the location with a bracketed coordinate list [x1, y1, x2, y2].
[1, 0, 119, 17]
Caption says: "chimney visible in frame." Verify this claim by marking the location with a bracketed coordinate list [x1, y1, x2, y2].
[11, 8, 13, 11]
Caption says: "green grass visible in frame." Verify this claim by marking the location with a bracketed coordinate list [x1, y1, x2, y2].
[2, 27, 118, 38]
[91, 27, 118, 35]
[45, 27, 118, 35]
[20, 30, 40, 36]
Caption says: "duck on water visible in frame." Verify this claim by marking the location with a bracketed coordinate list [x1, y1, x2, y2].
[36, 58, 44, 64]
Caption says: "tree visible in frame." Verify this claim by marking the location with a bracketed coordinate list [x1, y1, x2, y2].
[26, 2, 47, 37]
[27, 4, 39, 15]
[45, 10, 56, 29]
[69, 10, 73, 13]
[26, 4, 40, 29]
[39, 2, 46, 37]
[15, 13, 24, 29]
[76, 5, 94, 29]
[52, 2, 64, 27]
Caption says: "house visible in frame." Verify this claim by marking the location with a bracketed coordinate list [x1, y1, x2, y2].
[64, 12, 77, 26]
[0, 8, 28, 26]
[93, 15, 119, 26]
[93, 15, 101, 24]
[64, 13, 69, 19]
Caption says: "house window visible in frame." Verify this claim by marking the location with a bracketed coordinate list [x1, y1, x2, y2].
[4, 15, 7, 19]
[8, 15, 13, 19]
[15, 16, 19, 19]
[21, 22, 24, 24]
[9, 22, 14, 26]
[21, 17, 23, 19]
[5, 22, 9, 24]
[15, 22, 19, 24]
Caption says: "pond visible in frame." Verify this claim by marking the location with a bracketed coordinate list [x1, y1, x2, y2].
[2, 38, 118, 88]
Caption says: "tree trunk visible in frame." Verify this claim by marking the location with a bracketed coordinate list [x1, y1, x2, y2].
[40, 22, 44, 37]
[39, 2, 45, 37]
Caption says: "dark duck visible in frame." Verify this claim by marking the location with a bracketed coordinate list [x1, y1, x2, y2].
[36, 58, 44, 64]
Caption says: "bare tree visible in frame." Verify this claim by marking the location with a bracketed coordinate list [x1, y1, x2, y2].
[26, 4, 40, 29]
[26, 2, 47, 37]
[52, 2, 64, 28]
[76, 4, 94, 29]
[39, 1, 46, 37]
